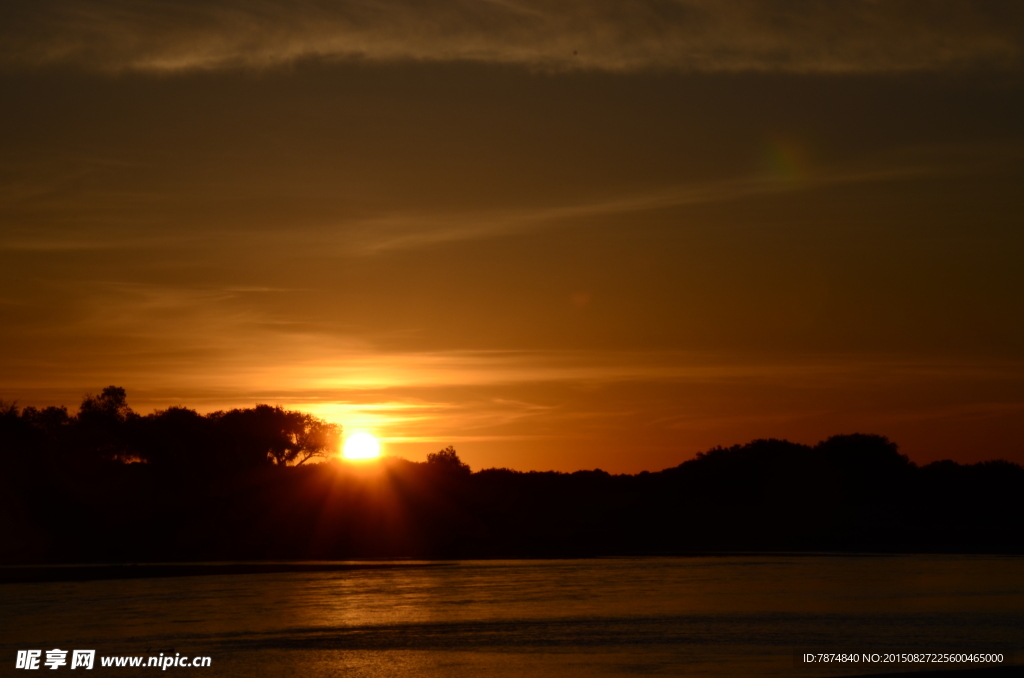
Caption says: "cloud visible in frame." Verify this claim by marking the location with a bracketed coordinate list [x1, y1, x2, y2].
[0, 145, 932, 254]
[334, 136, 1024, 255]
[2, 0, 1020, 74]
[9, 271, 1023, 398]
[4, 277, 1023, 466]
[342, 162, 941, 255]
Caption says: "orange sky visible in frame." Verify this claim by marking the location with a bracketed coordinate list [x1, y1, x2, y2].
[1, 1, 1023, 472]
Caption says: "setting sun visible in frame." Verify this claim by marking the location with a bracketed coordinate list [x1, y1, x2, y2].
[342, 432, 381, 460]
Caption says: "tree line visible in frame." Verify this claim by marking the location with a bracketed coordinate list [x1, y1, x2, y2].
[0, 386, 340, 472]
[1, 387, 1022, 563]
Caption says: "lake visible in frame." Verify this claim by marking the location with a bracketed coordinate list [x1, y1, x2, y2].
[2, 555, 1022, 676]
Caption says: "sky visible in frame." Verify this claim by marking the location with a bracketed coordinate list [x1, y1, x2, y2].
[1, 0, 1023, 473]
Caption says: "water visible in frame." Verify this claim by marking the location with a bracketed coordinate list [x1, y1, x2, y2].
[2, 556, 1022, 677]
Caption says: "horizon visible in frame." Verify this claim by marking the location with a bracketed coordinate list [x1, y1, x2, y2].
[6, 405, 1021, 564]
[4, 386, 1021, 475]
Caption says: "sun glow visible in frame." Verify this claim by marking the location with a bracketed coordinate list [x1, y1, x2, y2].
[342, 432, 381, 460]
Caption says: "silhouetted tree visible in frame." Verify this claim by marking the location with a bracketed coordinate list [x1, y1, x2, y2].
[21, 405, 71, 435]
[0, 400, 28, 462]
[136, 406, 217, 472]
[292, 416, 341, 465]
[75, 386, 138, 462]
[427, 445, 471, 474]
[0, 399, 17, 418]
[208, 404, 340, 470]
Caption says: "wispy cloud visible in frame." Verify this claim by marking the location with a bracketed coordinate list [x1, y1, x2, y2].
[8, 274, 1022, 388]
[2, 0, 1020, 74]
[333, 136, 1024, 255]
[342, 163, 941, 255]
[4, 279, 1023, 467]
[0, 152, 918, 253]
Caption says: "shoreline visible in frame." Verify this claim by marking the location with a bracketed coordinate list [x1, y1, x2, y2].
[0, 560, 453, 584]
[3, 552, 1022, 584]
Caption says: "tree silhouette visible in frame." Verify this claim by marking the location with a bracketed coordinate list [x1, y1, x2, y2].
[427, 445, 471, 474]
[76, 386, 138, 462]
[293, 416, 341, 465]
[208, 404, 340, 469]
[78, 386, 133, 422]
[137, 406, 216, 472]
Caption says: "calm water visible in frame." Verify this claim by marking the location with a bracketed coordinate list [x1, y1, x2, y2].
[2, 556, 1022, 677]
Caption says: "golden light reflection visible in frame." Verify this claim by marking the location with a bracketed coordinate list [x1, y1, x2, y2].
[342, 431, 381, 460]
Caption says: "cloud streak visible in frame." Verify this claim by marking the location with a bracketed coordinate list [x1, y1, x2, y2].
[4, 277, 1023, 469]
[0, 149, 933, 253]
[341, 160, 945, 255]
[2, 0, 1021, 74]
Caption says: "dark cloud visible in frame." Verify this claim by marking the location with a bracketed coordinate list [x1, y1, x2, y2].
[2, 0, 1021, 73]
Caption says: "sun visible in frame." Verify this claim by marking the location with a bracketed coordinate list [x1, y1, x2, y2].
[342, 432, 381, 460]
